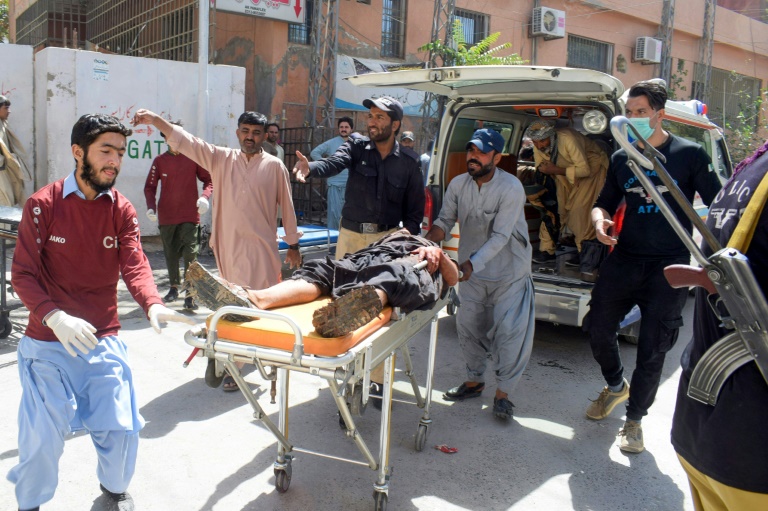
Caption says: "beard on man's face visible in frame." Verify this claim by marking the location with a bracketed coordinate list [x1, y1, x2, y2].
[368, 120, 393, 143]
[466, 158, 495, 180]
[80, 151, 119, 194]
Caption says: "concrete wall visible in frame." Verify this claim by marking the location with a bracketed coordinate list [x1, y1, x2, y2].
[33, 47, 245, 235]
[1, 44, 35, 199]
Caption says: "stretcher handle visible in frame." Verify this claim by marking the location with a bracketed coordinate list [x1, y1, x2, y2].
[610, 116, 721, 267]
[663, 264, 717, 295]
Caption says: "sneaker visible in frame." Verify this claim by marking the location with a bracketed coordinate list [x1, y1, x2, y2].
[532, 250, 556, 263]
[619, 420, 644, 453]
[184, 296, 198, 310]
[312, 286, 383, 337]
[585, 378, 629, 420]
[492, 397, 515, 419]
[99, 483, 135, 511]
[183, 261, 252, 311]
[163, 286, 179, 303]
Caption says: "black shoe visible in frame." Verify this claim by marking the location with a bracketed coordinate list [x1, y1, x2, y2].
[564, 255, 581, 268]
[532, 250, 556, 263]
[184, 296, 198, 310]
[443, 382, 485, 401]
[369, 382, 383, 411]
[163, 287, 179, 303]
[100, 483, 134, 510]
[493, 397, 515, 419]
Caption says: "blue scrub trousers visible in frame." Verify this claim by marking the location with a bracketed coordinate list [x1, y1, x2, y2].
[7, 335, 144, 510]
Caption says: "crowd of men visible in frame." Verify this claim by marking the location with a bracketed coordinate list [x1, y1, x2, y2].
[4, 79, 767, 511]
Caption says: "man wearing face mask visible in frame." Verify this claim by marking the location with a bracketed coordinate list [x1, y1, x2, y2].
[584, 80, 722, 453]
[426, 129, 535, 421]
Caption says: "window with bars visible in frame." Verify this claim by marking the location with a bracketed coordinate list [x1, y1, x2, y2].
[566, 35, 613, 74]
[693, 65, 763, 129]
[453, 8, 488, 45]
[381, 0, 406, 59]
[288, 0, 313, 45]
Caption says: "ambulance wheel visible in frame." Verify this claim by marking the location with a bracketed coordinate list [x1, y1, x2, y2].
[415, 424, 428, 452]
[0, 316, 12, 339]
[274, 467, 291, 493]
[373, 491, 388, 511]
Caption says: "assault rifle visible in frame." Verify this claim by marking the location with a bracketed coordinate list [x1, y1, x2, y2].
[609, 117, 768, 405]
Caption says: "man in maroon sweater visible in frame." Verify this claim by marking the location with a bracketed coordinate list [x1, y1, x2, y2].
[7, 114, 196, 511]
[144, 125, 213, 310]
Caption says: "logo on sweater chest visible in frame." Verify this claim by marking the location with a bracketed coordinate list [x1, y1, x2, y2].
[48, 235, 66, 244]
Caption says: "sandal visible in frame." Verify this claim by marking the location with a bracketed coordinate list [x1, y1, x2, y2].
[222, 374, 240, 392]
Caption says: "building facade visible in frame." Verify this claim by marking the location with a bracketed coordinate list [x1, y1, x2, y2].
[9, 0, 768, 143]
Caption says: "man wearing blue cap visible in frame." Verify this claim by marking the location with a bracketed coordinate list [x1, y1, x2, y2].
[293, 95, 424, 407]
[426, 129, 535, 420]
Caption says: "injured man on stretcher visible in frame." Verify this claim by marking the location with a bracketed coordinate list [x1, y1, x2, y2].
[185, 229, 460, 338]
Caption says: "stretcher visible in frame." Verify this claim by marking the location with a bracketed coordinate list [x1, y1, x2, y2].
[184, 268, 447, 511]
[277, 225, 338, 256]
[0, 205, 23, 339]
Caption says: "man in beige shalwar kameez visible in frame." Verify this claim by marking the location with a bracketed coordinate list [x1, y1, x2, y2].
[0, 95, 31, 207]
[132, 108, 301, 391]
[526, 119, 608, 264]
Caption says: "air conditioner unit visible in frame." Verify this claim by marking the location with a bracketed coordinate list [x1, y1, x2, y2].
[531, 7, 566, 39]
[635, 37, 662, 64]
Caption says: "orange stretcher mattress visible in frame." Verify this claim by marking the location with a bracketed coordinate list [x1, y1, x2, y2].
[206, 298, 393, 357]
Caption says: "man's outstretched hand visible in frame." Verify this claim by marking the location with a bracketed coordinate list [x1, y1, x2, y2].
[148, 303, 197, 334]
[292, 151, 311, 183]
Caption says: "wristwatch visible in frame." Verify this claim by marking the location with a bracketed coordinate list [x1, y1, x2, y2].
[288, 244, 300, 250]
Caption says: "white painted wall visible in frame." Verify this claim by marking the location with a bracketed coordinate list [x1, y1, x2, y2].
[0, 44, 35, 198]
[33, 47, 245, 235]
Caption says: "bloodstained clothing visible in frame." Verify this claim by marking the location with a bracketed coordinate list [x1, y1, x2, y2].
[167, 125, 299, 290]
[291, 231, 444, 313]
[143, 151, 212, 225]
[12, 173, 163, 340]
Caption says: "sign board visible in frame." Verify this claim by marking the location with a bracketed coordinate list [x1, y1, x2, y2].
[215, 0, 306, 24]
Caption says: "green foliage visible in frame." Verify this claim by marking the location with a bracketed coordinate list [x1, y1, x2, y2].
[0, 0, 9, 43]
[668, 58, 688, 100]
[724, 85, 767, 163]
[419, 19, 525, 67]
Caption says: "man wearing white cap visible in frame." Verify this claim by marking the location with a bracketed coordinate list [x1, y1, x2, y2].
[525, 119, 608, 264]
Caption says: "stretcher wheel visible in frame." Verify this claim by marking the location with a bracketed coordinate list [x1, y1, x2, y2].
[205, 359, 224, 388]
[373, 491, 388, 511]
[274, 467, 292, 493]
[446, 302, 456, 315]
[414, 424, 428, 452]
[349, 383, 367, 416]
[0, 315, 12, 339]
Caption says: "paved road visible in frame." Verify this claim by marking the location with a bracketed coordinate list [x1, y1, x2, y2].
[0, 240, 696, 510]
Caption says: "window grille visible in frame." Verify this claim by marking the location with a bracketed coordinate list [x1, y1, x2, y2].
[289, 0, 313, 45]
[453, 8, 488, 45]
[16, 0, 87, 49]
[381, 0, 406, 59]
[693, 65, 762, 129]
[566, 35, 613, 74]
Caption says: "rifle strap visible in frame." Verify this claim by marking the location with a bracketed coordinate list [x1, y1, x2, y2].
[727, 169, 768, 252]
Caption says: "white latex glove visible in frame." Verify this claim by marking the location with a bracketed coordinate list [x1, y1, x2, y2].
[196, 197, 209, 215]
[146, 209, 158, 222]
[46, 310, 99, 357]
[148, 303, 197, 334]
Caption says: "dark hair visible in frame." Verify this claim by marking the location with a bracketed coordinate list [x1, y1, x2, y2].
[0, 95, 10, 108]
[237, 111, 268, 127]
[71, 114, 132, 150]
[160, 120, 183, 139]
[628, 80, 668, 111]
[266, 122, 280, 131]
[338, 116, 354, 129]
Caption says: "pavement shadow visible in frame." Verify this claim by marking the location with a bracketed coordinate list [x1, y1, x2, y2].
[139, 370, 270, 440]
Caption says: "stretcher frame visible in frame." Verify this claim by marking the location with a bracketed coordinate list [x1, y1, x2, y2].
[184, 291, 449, 510]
